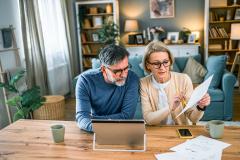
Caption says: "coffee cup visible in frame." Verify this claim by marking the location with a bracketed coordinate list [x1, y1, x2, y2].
[206, 120, 224, 139]
[51, 124, 65, 143]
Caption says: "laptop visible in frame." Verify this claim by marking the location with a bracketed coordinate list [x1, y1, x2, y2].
[92, 119, 146, 152]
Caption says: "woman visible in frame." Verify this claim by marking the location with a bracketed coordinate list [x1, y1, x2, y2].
[140, 41, 210, 125]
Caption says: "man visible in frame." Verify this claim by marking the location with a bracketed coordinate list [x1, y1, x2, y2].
[76, 44, 139, 132]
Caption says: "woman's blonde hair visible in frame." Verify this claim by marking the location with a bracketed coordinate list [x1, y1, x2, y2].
[143, 41, 174, 74]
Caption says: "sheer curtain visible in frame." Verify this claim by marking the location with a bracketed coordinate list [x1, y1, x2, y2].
[37, 0, 71, 95]
[20, 0, 74, 95]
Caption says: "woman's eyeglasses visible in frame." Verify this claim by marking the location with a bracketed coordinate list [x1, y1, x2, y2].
[106, 64, 132, 76]
[148, 60, 170, 69]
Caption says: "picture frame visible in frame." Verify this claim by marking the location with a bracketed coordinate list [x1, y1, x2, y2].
[93, 16, 103, 27]
[234, 8, 240, 20]
[150, 0, 175, 19]
[92, 33, 99, 42]
[167, 32, 179, 43]
[135, 34, 144, 44]
[188, 34, 196, 44]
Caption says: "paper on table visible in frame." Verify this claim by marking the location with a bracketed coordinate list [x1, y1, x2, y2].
[170, 135, 231, 160]
[176, 75, 213, 118]
[155, 152, 188, 160]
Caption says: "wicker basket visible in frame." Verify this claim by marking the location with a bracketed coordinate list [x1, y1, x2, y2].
[33, 95, 65, 120]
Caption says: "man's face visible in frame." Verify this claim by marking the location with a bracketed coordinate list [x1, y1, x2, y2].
[103, 56, 130, 86]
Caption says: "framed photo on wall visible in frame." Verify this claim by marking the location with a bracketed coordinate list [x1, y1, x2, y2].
[167, 32, 179, 43]
[150, 0, 175, 18]
[188, 34, 196, 44]
[135, 34, 144, 44]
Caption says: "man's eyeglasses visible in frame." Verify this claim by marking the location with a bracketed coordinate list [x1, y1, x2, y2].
[148, 60, 170, 69]
[106, 64, 132, 76]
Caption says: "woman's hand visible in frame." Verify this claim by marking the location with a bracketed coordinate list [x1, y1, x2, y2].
[197, 93, 210, 109]
[172, 92, 186, 111]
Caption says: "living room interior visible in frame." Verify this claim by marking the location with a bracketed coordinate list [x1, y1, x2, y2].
[0, 0, 240, 127]
[1, 0, 240, 159]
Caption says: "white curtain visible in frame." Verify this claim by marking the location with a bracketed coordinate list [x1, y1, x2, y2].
[37, 0, 71, 95]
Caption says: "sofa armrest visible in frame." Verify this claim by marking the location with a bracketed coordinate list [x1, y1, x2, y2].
[221, 70, 236, 120]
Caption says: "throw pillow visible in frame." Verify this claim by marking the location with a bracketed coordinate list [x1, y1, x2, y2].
[172, 62, 180, 72]
[204, 55, 227, 89]
[183, 56, 207, 83]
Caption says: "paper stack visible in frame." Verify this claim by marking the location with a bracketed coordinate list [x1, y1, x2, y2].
[155, 135, 231, 160]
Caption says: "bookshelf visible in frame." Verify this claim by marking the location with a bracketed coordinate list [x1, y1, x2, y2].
[204, 0, 240, 68]
[75, 0, 119, 72]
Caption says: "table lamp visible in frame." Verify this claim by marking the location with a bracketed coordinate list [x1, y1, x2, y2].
[124, 19, 139, 44]
[231, 23, 240, 51]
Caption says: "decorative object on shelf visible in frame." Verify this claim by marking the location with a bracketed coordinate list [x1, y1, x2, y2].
[89, 7, 98, 14]
[124, 19, 139, 44]
[188, 34, 196, 44]
[0, 70, 46, 121]
[234, 8, 240, 20]
[233, 0, 238, 6]
[226, 9, 232, 20]
[1, 28, 13, 48]
[83, 18, 91, 28]
[93, 16, 103, 27]
[98, 21, 120, 45]
[209, 0, 227, 7]
[92, 33, 99, 42]
[179, 27, 191, 43]
[150, 0, 174, 18]
[106, 4, 112, 14]
[230, 23, 240, 50]
[135, 34, 144, 44]
[167, 32, 179, 43]
[150, 26, 165, 41]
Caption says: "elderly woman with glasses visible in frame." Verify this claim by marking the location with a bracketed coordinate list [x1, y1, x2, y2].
[76, 44, 139, 132]
[140, 41, 210, 125]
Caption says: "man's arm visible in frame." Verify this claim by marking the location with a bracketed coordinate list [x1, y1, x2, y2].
[75, 75, 93, 132]
[93, 73, 139, 119]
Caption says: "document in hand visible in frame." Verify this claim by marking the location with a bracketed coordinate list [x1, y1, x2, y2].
[176, 75, 213, 118]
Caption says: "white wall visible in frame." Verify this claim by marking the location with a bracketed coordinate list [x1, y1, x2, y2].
[0, 0, 24, 128]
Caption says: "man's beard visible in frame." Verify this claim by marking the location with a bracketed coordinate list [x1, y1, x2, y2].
[106, 70, 127, 87]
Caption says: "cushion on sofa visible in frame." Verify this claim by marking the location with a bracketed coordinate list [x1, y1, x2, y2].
[204, 55, 227, 89]
[208, 88, 224, 101]
[174, 55, 201, 71]
[182, 56, 207, 83]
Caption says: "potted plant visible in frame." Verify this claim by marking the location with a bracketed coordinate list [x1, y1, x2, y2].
[97, 21, 120, 45]
[0, 70, 45, 121]
[179, 27, 191, 43]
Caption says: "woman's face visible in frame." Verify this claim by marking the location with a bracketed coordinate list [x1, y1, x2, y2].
[147, 51, 171, 83]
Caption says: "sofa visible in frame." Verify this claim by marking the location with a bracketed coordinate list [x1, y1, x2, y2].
[74, 54, 236, 121]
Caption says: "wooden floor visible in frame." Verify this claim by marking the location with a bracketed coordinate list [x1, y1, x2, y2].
[65, 88, 240, 121]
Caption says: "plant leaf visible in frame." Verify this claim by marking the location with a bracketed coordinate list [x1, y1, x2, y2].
[13, 112, 24, 122]
[6, 96, 21, 106]
[9, 70, 25, 86]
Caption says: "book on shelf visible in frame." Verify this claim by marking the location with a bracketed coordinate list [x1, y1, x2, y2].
[208, 44, 222, 50]
[82, 45, 92, 55]
[81, 33, 87, 43]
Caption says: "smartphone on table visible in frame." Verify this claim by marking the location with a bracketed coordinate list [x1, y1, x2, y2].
[177, 128, 193, 139]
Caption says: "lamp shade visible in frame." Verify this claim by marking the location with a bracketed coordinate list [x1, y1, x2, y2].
[231, 23, 240, 40]
[124, 20, 139, 32]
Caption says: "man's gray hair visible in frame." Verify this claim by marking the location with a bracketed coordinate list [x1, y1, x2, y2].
[99, 44, 129, 66]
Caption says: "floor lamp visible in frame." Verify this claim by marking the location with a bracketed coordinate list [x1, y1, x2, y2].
[230, 23, 240, 90]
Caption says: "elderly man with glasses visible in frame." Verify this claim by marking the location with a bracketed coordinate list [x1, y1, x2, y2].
[76, 44, 139, 132]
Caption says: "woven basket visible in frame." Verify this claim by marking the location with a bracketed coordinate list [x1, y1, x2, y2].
[33, 95, 65, 120]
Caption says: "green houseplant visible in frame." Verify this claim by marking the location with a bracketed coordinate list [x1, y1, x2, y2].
[0, 70, 45, 121]
[97, 21, 120, 45]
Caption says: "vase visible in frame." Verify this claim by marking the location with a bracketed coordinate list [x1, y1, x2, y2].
[153, 33, 159, 41]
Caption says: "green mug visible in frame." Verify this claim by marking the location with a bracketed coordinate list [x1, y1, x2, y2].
[51, 124, 65, 143]
[206, 120, 224, 139]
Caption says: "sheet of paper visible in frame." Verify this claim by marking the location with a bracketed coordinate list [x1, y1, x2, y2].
[170, 135, 230, 160]
[155, 152, 188, 160]
[176, 75, 213, 118]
